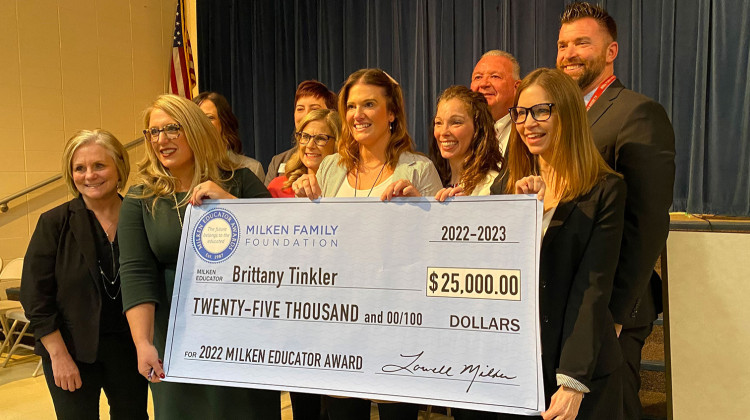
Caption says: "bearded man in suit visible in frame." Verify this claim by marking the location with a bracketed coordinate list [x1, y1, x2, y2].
[556, 2, 675, 419]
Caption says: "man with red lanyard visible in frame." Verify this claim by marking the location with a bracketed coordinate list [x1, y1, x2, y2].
[557, 2, 675, 419]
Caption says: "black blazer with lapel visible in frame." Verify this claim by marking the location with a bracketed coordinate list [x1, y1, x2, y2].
[21, 196, 109, 363]
[492, 172, 626, 393]
[588, 79, 675, 327]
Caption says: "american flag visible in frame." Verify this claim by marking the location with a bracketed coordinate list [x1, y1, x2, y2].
[169, 0, 196, 98]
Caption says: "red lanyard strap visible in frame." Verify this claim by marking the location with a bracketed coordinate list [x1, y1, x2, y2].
[586, 75, 617, 110]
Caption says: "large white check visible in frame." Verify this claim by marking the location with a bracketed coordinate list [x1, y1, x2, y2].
[164, 195, 545, 415]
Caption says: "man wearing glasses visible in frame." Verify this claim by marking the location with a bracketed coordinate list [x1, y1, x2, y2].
[557, 3, 675, 419]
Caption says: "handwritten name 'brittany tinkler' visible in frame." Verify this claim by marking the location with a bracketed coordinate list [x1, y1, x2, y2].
[381, 350, 517, 392]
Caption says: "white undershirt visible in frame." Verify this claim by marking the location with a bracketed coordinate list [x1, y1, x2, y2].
[335, 174, 394, 198]
[542, 206, 557, 237]
[494, 114, 512, 155]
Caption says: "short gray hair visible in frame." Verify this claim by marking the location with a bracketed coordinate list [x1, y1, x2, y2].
[62, 129, 130, 196]
[480, 50, 521, 80]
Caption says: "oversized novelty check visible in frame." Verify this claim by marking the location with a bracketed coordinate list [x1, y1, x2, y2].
[164, 196, 545, 415]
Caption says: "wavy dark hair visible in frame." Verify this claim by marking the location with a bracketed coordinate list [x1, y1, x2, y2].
[337, 68, 415, 171]
[429, 85, 503, 194]
[193, 91, 242, 154]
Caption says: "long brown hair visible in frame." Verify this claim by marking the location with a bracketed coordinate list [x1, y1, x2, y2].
[336, 68, 415, 172]
[429, 85, 503, 194]
[504, 68, 617, 200]
[193, 91, 242, 153]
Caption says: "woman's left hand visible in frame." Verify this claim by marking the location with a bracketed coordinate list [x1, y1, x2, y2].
[189, 181, 237, 206]
[380, 179, 421, 201]
[434, 185, 465, 202]
[541, 386, 584, 420]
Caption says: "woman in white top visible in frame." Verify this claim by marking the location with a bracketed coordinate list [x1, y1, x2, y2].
[293, 68, 440, 420]
[430, 85, 504, 201]
[293, 68, 441, 201]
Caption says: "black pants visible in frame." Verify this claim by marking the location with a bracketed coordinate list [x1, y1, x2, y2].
[325, 396, 419, 420]
[618, 323, 653, 420]
[42, 333, 148, 420]
[290, 392, 323, 420]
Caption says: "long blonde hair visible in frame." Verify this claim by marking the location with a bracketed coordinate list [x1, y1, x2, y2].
[504, 68, 617, 201]
[134, 94, 238, 211]
[284, 109, 342, 188]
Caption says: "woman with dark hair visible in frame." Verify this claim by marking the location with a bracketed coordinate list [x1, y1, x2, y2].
[293, 68, 441, 201]
[268, 109, 341, 198]
[474, 68, 625, 420]
[265, 80, 338, 185]
[194, 91, 265, 181]
[119, 94, 279, 419]
[430, 85, 504, 201]
[21, 129, 148, 419]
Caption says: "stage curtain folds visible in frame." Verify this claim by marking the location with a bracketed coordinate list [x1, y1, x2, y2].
[197, 0, 750, 216]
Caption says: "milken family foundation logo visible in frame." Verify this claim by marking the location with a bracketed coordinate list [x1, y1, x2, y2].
[192, 208, 240, 263]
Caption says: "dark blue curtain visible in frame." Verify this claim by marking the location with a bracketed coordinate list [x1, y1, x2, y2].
[197, 0, 750, 216]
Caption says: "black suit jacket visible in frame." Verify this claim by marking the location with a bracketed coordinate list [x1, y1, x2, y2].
[588, 79, 675, 327]
[20, 196, 115, 363]
[491, 173, 626, 395]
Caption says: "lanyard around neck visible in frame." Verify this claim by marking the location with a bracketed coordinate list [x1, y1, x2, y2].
[586, 75, 617, 110]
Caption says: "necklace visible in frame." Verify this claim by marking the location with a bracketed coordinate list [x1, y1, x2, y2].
[173, 193, 183, 228]
[355, 162, 387, 197]
[99, 241, 120, 300]
[102, 221, 115, 242]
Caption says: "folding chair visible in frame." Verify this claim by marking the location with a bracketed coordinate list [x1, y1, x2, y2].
[2, 308, 36, 369]
[0, 280, 23, 355]
[0, 258, 23, 281]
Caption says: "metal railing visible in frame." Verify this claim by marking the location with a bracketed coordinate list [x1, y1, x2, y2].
[0, 137, 144, 213]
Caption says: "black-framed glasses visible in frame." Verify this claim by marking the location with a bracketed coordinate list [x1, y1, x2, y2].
[295, 132, 334, 147]
[508, 103, 555, 124]
[144, 123, 182, 142]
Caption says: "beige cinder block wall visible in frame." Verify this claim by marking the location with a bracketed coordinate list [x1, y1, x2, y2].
[0, 0, 190, 262]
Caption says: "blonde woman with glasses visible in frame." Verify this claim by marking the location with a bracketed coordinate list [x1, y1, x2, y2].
[268, 109, 341, 198]
[118, 94, 278, 420]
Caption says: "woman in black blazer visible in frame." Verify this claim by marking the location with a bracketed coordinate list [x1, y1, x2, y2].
[481, 68, 626, 420]
[21, 129, 147, 420]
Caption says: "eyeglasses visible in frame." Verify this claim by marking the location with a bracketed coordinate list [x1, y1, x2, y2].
[508, 103, 555, 124]
[295, 132, 334, 147]
[144, 123, 182, 142]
